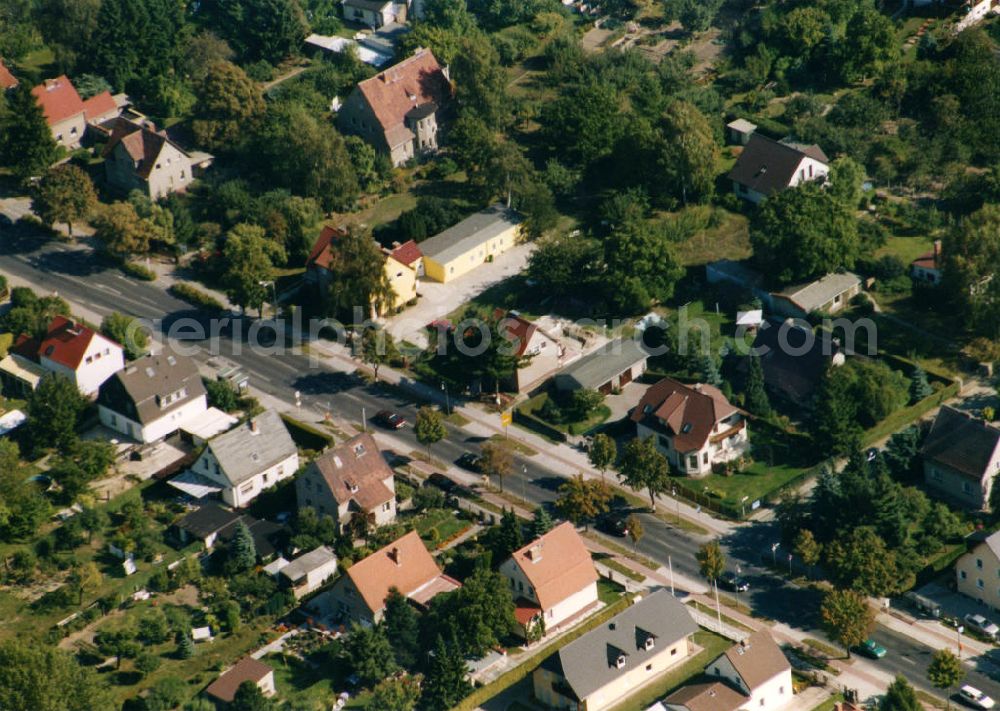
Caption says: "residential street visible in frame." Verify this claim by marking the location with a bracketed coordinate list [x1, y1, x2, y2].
[3, 228, 1000, 704]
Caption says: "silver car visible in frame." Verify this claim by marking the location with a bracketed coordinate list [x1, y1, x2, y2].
[959, 685, 995, 709]
[964, 613, 1000, 640]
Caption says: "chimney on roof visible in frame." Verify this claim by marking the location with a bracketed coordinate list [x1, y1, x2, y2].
[525, 544, 543, 563]
[388, 547, 401, 566]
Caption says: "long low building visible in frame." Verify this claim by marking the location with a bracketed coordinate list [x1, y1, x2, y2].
[420, 205, 523, 283]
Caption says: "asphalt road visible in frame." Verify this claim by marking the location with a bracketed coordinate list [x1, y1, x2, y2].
[4, 231, 1000, 700]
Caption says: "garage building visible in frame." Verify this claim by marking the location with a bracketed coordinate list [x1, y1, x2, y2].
[420, 205, 523, 283]
[553, 339, 649, 395]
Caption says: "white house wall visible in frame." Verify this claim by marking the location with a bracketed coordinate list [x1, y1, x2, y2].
[99, 394, 208, 444]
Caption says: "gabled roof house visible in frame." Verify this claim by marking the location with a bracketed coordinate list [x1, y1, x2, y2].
[0, 59, 18, 91]
[31, 75, 119, 148]
[7, 316, 124, 397]
[102, 117, 197, 199]
[500, 522, 599, 637]
[922, 406, 1000, 510]
[97, 352, 208, 443]
[728, 133, 829, 204]
[338, 48, 452, 166]
[295, 433, 397, 531]
[533, 589, 698, 711]
[182, 409, 299, 508]
[313, 530, 460, 625]
[631, 377, 748, 477]
[705, 631, 793, 711]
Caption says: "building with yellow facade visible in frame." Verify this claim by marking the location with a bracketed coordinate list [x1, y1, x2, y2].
[420, 205, 523, 283]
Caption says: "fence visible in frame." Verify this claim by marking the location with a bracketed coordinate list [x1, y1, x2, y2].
[686, 605, 749, 643]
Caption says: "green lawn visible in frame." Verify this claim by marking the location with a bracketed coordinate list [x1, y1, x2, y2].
[517, 392, 612, 436]
[875, 234, 935, 265]
[267, 653, 338, 710]
[597, 578, 627, 604]
[412, 508, 471, 548]
[604, 631, 731, 711]
[695, 461, 808, 509]
[668, 209, 752, 267]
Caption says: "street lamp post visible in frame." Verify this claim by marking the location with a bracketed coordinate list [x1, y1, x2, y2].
[521, 465, 527, 503]
[771, 542, 780, 567]
[957, 624, 964, 659]
[672, 487, 680, 526]
[741, 495, 749, 519]
[258, 280, 277, 318]
[441, 382, 450, 415]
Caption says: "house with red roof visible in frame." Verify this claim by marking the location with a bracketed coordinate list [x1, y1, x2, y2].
[911, 239, 944, 287]
[305, 227, 420, 317]
[31, 75, 119, 148]
[0, 59, 18, 91]
[102, 117, 195, 199]
[8, 316, 124, 397]
[631, 377, 749, 477]
[338, 48, 452, 166]
[500, 522, 599, 638]
[493, 309, 567, 393]
[309, 530, 460, 625]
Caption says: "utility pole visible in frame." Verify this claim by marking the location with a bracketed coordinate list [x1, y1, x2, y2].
[362, 406, 366, 432]
[668, 555, 675, 597]
[714, 579, 723, 633]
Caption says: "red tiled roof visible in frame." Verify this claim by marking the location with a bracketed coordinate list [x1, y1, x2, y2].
[495, 311, 538, 358]
[81, 91, 118, 121]
[12, 315, 104, 370]
[389, 240, 422, 267]
[514, 598, 542, 626]
[308, 433, 395, 511]
[357, 49, 451, 142]
[509, 523, 598, 611]
[912, 250, 941, 271]
[307, 226, 347, 271]
[346, 530, 455, 616]
[102, 117, 184, 180]
[32, 76, 85, 126]
[630, 377, 741, 453]
[0, 59, 18, 90]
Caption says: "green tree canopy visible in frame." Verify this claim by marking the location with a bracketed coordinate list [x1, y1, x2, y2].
[192, 61, 266, 151]
[618, 437, 671, 509]
[221, 223, 286, 316]
[0, 639, 113, 710]
[556, 475, 611, 529]
[820, 588, 874, 658]
[32, 165, 98, 238]
[1, 84, 59, 182]
[100, 312, 148, 361]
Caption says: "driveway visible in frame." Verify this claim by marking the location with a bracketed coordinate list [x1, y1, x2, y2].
[386, 242, 533, 347]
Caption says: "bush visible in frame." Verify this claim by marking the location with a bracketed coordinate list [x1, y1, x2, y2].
[168, 283, 224, 311]
[121, 262, 157, 281]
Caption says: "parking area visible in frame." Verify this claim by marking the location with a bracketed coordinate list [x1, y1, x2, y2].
[914, 581, 1000, 629]
[386, 242, 533, 348]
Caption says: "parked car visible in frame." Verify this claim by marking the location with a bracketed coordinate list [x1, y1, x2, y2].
[456, 452, 483, 472]
[425, 473, 457, 494]
[853, 639, 887, 659]
[597, 512, 629, 537]
[959, 685, 995, 709]
[720, 572, 749, 593]
[374, 410, 406, 429]
[964, 614, 1000, 640]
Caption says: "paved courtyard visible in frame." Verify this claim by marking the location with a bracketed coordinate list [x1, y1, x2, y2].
[386, 243, 533, 348]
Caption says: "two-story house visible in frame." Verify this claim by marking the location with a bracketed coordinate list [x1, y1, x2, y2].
[911, 240, 944, 287]
[494, 310, 566, 393]
[704, 632, 793, 711]
[727, 133, 829, 204]
[295, 433, 397, 532]
[310, 530, 460, 625]
[187, 409, 298, 508]
[499, 522, 599, 638]
[631, 377, 749, 477]
[533, 589, 698, 711]
[338, 48, 452, 166]
[922, 406, 1000, 511]
[102, 117, 196, 199]
[9, 316, 124, 397]
[97, 353, 208, 443]
[955, 530, 1000, 610]
[305, 227, 418, 316]
[31, 75, 119, 149]
[341, 0, 399, 27]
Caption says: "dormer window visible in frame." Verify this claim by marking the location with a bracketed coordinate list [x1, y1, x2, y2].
[616, 654, 627, 669]
[644, 637, 655, 651]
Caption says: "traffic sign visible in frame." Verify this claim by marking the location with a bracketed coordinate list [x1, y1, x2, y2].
[500, 410, 512, 427]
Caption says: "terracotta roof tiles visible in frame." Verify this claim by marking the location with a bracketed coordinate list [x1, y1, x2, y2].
[509, 522, 598, 611]
[630, 377, 740, 454]
[308, 433, 395, 511]
[11, 315, 105, 370]
[0, 59, 18, 90]
[356, 49, 451, 146]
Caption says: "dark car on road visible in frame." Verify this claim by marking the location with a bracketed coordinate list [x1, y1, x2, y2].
[720, 571, 750, 592]
[597, 512, 629, 537]
[374, 410, 406, 429]
[456, 452, 483, 472]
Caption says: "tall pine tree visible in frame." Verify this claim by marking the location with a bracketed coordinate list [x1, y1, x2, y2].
[495, 508, 524, 561]
[909, 363, 932, 404]
[384, 588, 420, 670]
[530, 506, 554, 539]
[228, 521, 257, 573]
[2, 85, 58, 182]
[745, 352, 771, 417]
[422, 633, 471, 709]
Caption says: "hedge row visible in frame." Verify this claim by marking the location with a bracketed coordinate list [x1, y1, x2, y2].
[168, 283, 224, 311]
[279, 413, 334, 452]
[121, 262, 157, 281]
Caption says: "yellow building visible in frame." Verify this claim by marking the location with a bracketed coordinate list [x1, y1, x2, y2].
[384, 255, 417, 312]
[420, 205, 523, 283]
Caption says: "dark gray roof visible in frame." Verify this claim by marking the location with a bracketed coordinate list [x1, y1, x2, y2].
[176, 503, 241, 538]
[207, 409, 297, 487]
[419, 205, 522, 264]
[342, 0, 392, 10]
[727, 133, 828, 196]
[922, 406, 1000, 481]
[99, 353, 205, 425]
[540, 589, 697, 701]
[554, 339, 649, 391]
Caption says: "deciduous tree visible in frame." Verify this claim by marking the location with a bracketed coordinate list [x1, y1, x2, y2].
[92, 202, 154, 259]
[32, 165, 97, 238]
[618, 437, 671, 510]
[793, 529, 822, 579]
[556, 475, 611, 529]
[369, 676, 421, 711]
[357, 326, 398, 382]
[480, 440, 513, 493]
[414, 406, 447, 458]
[820, 588, 874, 658]
[100, 312, 148, 361]
[342, 623, 398, 687]
[880, 675, 922, 711]
[192, 61, 265, 151]
[27, 374, 85, 453]
[927, 648, 964, 707]
[657, 100, 719, 204]
[626, 514, 644, 552]
[221, 223, 286, 316]
[588, 433, 617, 482]
[697, 540, 725, 583]
[0, 639, 113, 711]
